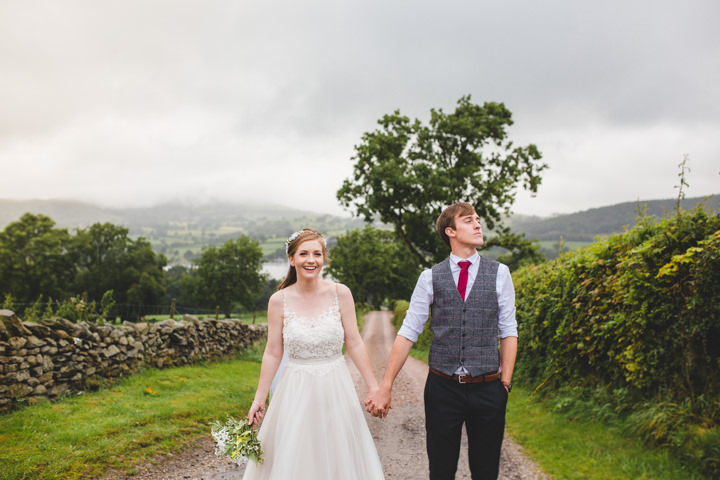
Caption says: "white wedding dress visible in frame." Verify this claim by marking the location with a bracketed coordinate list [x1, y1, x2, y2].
[242, 286, 385, 479]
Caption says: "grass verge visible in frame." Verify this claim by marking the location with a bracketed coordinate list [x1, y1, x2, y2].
[506, 385, 706, 479]
[0, 343, 264, 480]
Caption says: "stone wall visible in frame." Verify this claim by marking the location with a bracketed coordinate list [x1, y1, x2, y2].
[0, 309, 267, 413]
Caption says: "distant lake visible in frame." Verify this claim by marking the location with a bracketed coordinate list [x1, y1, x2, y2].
[262, 258, 335, 281]
[263, 259, 289, 280]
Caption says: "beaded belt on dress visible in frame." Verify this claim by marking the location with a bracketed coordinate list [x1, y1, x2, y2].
[288, 353, 343, 364]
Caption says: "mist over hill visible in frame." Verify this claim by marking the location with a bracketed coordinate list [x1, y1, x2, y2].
[0, 199, 126, 229]
[0, 199, 318, 230]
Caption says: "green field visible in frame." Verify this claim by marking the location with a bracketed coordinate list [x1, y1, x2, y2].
[143, 311, 268, 324]
[536, 240, 592, 251]
[129, 215, 368, 265]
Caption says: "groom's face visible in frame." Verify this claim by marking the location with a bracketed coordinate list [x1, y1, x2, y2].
[446, 213, 484, 248]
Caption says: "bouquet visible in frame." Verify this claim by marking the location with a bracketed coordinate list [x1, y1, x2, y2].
[210, 416, 264, 464]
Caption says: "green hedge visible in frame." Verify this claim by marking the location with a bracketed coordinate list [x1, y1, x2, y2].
[513, 206, 720, 477]
[391, 300, 433, 351]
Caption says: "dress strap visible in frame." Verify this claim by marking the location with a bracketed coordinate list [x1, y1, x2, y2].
[282, 289, 288, 317]
[333, 283, 339, 306]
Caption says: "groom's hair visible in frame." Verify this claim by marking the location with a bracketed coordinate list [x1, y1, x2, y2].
[436, 202, 477, 247]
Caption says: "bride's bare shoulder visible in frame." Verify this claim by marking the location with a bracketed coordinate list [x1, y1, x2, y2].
[321, 280, 341, 292]
[331, 282, 353, 300]
[268, 289, 285, 308]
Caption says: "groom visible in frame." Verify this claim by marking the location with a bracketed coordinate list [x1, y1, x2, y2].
[366, 202, 518, 480]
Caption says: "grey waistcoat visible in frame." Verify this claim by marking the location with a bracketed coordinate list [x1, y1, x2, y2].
[428, 257, 500, 376]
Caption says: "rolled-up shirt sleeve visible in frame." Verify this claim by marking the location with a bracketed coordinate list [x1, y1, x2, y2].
[396, 269, 433, 342]
[497, 264, 518, 338]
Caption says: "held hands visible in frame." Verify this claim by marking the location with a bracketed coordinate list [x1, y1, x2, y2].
[248, 400, 266, 426]
[364, 385, 392, 418]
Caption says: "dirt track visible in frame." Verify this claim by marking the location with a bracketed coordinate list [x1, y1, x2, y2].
[104, 311, 549, 479]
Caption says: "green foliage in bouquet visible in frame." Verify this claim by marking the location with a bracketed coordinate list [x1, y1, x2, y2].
[210, 417, 263, 464]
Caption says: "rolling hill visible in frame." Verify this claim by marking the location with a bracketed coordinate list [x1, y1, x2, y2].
[507, 195, 718, 242]
[1, 194, 717, 264]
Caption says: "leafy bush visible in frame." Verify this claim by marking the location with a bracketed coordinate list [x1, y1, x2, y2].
[15, 291, 117, 324]
[513, 205, 720, 477]
[391, 300, 409, 331]
[391, 300, 434, 351]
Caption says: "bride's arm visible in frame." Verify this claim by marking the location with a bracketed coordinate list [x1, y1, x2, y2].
[337, 284, 380, 395]
[248, 291, 284, 425]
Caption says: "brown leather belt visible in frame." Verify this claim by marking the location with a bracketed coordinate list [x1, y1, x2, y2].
[430, 368, 500, 384]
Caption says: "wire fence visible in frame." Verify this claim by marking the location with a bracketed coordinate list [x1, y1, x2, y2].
[7, 301, 235, 323]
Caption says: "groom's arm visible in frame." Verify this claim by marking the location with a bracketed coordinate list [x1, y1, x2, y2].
[497, 264, 518, 392]
[499, 336, 517, 391]
[366, 269, 432, 417]
[366, 334, 414, 417]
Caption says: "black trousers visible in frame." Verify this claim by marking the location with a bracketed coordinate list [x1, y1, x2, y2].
[424, 371, 508, 480]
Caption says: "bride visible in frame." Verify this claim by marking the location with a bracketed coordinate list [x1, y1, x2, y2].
[243, 228, 385, 479]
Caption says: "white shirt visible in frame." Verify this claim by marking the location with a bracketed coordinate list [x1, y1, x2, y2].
[397, 251, 518, 343]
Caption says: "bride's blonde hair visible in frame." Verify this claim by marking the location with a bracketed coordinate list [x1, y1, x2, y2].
[278, 228, 329, 290]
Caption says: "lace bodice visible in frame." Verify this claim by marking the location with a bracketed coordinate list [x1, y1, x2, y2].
[283, 287, 345, 360]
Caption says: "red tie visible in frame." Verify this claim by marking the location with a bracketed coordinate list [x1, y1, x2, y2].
[457, 261, 471, 301]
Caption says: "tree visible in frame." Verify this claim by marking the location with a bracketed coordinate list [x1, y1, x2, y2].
[325, 226, 422, 308]
[486, 231, 545, 271]
[161, 265, 196, 306]
[192, 236, 265, 317]
[337, 95, 547, 267]
[254, 276, 281, 311]
[0, 213, 74, 305]
[70, 223, 167, 317]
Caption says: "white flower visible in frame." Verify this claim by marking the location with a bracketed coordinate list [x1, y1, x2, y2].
[284, 229, 327, 254]
[210, 417, 263, 464]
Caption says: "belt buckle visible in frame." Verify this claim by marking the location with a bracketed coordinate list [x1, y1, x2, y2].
[458, 374, 467, 384]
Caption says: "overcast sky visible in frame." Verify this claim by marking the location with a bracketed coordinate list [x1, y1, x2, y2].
[1, 0, 718, 218]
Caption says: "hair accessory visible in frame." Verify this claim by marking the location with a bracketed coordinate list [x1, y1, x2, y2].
[284, 229, 327, 254]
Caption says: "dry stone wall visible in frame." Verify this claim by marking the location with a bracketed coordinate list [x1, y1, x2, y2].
[0, 309, 266, 413]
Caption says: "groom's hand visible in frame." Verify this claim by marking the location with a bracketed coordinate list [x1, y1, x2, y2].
[374, 403, 391, 418]
[365, 385, 392, 418]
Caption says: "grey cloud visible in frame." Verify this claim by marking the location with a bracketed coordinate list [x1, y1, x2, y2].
[0, 0, 717, 215]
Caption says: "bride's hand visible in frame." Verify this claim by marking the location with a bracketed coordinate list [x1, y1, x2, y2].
[248, 400, 265, 425]
[365, 386, 391, 418]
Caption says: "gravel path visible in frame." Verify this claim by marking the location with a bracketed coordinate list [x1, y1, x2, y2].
[103, 311, 549, 480]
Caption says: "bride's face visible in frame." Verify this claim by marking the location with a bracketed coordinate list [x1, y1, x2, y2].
[289, 239, 324, 278]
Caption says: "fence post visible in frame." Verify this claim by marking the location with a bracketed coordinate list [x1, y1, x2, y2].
[81, 292, 88, 322]
[170, 299, 176, 319]
[215, 306, 219, 320]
